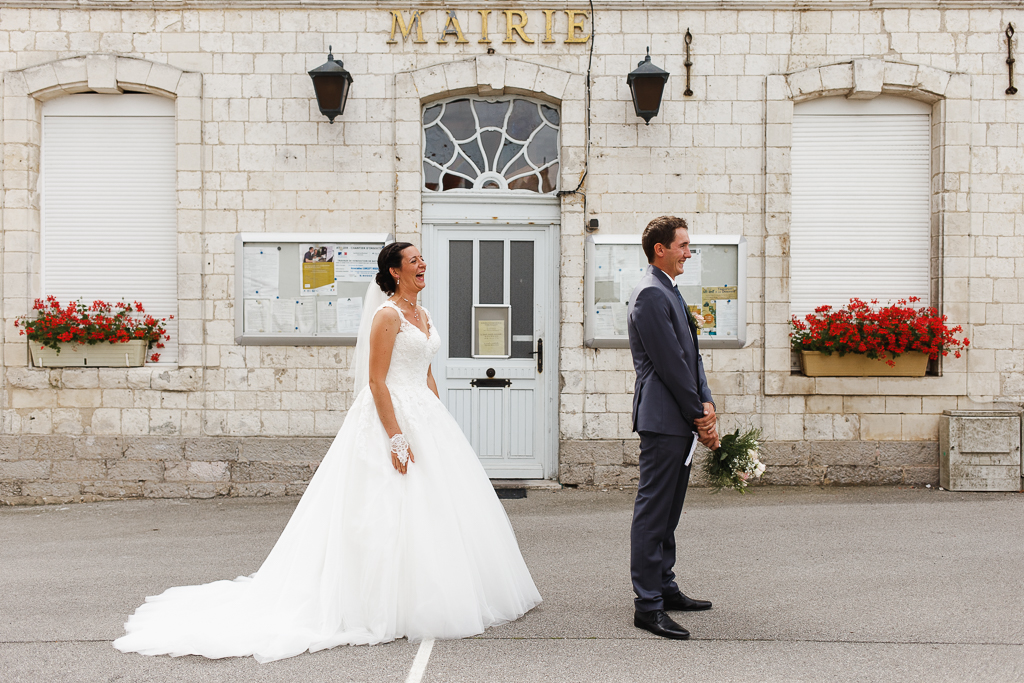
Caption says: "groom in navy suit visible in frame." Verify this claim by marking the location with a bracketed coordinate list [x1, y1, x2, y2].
[627, 216, 720, 640]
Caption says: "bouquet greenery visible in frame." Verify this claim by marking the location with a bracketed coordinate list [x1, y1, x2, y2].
[704, 427, 765, 493]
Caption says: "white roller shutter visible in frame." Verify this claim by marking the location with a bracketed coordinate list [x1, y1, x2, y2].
[791, 96, 931, 319]
[42, 94, 177, 363]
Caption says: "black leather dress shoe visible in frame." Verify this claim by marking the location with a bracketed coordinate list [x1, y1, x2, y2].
[663, 591, 712, 612]
[634, 609, 690, 640]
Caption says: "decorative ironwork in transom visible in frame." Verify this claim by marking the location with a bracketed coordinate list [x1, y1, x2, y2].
[422, 97, 560, 194]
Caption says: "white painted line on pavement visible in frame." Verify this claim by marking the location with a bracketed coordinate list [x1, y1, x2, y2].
[405, 638, 435, 683]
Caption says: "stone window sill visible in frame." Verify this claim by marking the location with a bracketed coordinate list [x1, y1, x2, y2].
[19, 364, 180, 371]
[765, 371, 966, 397]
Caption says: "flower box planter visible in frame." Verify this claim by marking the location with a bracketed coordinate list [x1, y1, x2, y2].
[30, 340, 148, 368]
[800, 350, 929, 377]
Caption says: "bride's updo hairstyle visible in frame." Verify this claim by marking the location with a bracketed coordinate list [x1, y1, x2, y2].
[375, 241, 415, 295]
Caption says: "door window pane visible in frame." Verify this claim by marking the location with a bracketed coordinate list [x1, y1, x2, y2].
[449, 240, 473, 358]
[510, 241, 535, 359]
[478, 241, 504, 305]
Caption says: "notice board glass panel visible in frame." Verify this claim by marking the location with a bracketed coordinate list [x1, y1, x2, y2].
[584, 235, 747, 349]
[235, 233, 392, 345]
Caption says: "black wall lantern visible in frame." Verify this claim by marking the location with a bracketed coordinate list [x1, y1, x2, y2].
[627, 48, 670, 125]
[308, 46, 353, 123]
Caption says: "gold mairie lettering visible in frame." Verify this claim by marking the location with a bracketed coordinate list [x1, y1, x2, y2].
[387, 9, 426, 44]
[437, 10, 469, 44]
[478, 9, 493, 44]
[564, 9, 590, 43]
[503, 10, 534, 44]
[542, 9, 556, 43]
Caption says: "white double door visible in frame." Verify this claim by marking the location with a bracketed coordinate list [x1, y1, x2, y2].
[423, 211, 558, 479]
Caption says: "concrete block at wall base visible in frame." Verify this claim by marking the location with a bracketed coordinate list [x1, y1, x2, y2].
[811, 441, 879, 467]
[20, 481, 81, 498]
[761, 440, 812, 466]
[229, 461, 318, 483]
[559, 438, 635, 467]
[0, 460, 52, 480]
[623, 440, 640, 466]
[105, 459, 167, 482]
[143, 482, 231, 499]
[237, 437, 333, 462]
[81, 481, 145, 498]
[591, 440, 629, 466]
[285, 482, 309, 496]
[123, 437, 185, 461]
[75, 437, 123, 460]
[230, 482, 288, 497]
[594, 465, 640, 487]
[559, 464, 595, 486]
[878, 441, 939, 467]
[758, 465, 826, 486]
[185, 438, 239, 462]
[0, 437, 22, 461]
[20, 436, 76, 460]
[902, 467, 940, 487]
[824, 465, 904, 486]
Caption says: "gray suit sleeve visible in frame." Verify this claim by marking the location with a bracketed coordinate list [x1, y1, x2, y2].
[630, 287, 706, 424]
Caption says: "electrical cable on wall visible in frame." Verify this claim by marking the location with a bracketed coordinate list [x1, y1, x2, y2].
[556, 0, 594, 208]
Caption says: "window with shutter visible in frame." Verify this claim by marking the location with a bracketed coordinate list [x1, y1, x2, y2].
[41, 94, 177, 363]
[790, 95, 932, 319]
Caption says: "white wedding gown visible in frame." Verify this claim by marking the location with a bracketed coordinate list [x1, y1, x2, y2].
[114, 302, 541, 663]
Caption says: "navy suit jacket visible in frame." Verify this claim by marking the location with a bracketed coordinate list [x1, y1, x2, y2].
[627, 265, 714, 437]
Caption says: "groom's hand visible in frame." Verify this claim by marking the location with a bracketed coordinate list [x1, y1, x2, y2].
[695, 403, 720, 450]
[693, 402, 716, 431]
[698, 429, 720, 451]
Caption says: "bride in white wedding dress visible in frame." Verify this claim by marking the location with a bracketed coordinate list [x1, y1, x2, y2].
[113, 242, 541, 663]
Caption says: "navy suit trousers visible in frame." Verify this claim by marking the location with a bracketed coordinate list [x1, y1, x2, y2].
[630, 430, 694, 611]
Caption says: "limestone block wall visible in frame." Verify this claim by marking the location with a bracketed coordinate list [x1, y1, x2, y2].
[0, 1, 1022, 503]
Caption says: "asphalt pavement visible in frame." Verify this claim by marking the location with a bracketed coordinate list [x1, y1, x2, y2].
[1, 486, 1022, 682]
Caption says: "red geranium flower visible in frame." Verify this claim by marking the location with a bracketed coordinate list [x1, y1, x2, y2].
[16, 298, 171, 363]
[790, 298, 969, 366]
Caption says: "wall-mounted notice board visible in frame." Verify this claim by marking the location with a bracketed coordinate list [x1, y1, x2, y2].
[584, 234, 748, 349]
[234, 233, 393, 345]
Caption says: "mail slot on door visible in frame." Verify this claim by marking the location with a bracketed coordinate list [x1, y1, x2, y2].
[471, 378, 512, 388]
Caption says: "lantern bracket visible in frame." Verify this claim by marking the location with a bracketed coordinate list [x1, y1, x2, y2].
[684, 29, 694, 97]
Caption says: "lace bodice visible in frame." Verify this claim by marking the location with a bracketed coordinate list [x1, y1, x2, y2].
[377, 301, 441, 388]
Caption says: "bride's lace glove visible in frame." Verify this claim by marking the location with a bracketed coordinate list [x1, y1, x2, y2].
[390, 433, 415, 475]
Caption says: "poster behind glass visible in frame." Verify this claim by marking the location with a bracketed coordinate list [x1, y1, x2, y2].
[237, 235, 391, 345]
[585, 236, 746, 349]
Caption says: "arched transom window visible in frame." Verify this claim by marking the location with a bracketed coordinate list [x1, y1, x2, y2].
[422, 97, 560, 194]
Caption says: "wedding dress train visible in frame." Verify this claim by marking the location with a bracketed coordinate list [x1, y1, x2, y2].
[114, 302, 541, 663]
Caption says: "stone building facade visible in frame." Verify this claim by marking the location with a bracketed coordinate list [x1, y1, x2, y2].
[1, 0, 1023, 504]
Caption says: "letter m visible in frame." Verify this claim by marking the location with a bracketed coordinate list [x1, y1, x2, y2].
[387, 10, 426, 44]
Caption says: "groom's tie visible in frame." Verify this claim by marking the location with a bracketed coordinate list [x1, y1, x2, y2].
[673, 284, 695, 344]
[672, 284, 685, 309]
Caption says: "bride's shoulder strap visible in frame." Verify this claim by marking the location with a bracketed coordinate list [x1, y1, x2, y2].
[373, 300, 400, 319]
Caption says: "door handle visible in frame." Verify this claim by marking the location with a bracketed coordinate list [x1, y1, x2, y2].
[532, 337, 543, 373]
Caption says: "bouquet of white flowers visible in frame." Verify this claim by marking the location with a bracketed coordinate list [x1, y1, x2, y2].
[703, 427, 766, 493]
